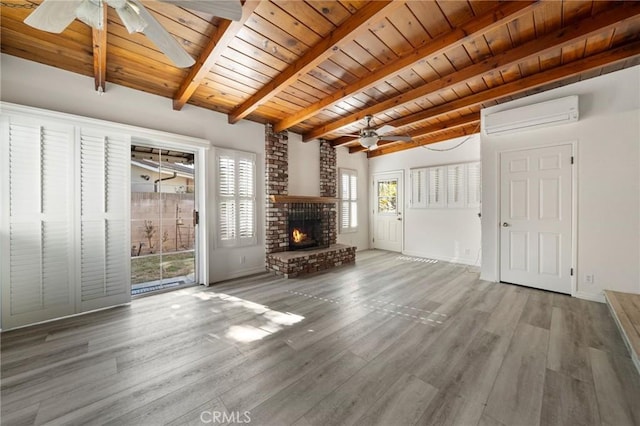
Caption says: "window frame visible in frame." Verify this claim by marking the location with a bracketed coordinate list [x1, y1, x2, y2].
[446, 163, 466, 208]
[410, 168, 427, 208]
[339, 168, 358, 233]
[427, 166, 446, 208]
[215, 148, 257, 248]
[409, 161, 481, 210]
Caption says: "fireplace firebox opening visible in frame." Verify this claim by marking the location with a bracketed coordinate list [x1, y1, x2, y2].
[288, 203, 329, 251]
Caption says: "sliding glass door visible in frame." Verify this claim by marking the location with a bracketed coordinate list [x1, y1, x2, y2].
[130, 145, 196, 295]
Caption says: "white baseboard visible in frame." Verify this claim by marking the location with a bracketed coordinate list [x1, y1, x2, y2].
[209, 265, 266, 285]
[1, 302, 131, 332]
[401, 250, 479, 267]
[574, 290, 606, 303]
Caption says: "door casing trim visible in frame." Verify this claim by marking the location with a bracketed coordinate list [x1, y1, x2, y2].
[370, 170, 404, 253]
[496, 141, 578, 297]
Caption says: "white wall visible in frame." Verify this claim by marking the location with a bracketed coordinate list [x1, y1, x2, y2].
[481, 65, 640, 300]
[336, 147, 370, 251]
[1, 54, 266, 283]
[369, 135, 482, 265]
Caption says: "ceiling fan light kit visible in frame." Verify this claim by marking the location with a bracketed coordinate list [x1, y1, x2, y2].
[359, 132, 378, 149]
[348, 114, 412, 150]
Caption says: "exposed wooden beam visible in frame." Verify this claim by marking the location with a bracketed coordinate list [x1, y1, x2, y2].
[227, 0, 403, 124]
[173, 1, 260, 111]
[348, 113, 481, 153]
[365, 40, 640, 158]
[304, 3, 640, 141]
[92, 2, 107, 93]
[368, 124, 480, 158]
[381, 39, 640, 132]
[274, 0, 537, 133]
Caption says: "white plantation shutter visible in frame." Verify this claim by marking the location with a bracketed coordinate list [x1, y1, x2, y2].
[219, 156, 235, 197]
[219, 201, 236, 241]
[80, 129, 130, 311]
[339, 169, 357, 231]
[414, 162, 480, 210]
[466, 162, 481, 208]
[447, 164, 466, 207]
[238, 159, 253, 197]
[350, 173, 357, 228]
[41, 127, 73, 309]
[2, 118, 75, 328]
[410, 168, 427, 208]
[239, 200, 254, 238]
[238, 158, 255, 239]
[216, 149, 256, 247]
[341, 173, 350, 230]
[427, 166, 445, 207]
[218, 156, 236, 241]
[104, 140, 128, 298]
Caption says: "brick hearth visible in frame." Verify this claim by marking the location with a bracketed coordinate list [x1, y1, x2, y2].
[264, 126, 355, 277]
[267, 244, 356, 278]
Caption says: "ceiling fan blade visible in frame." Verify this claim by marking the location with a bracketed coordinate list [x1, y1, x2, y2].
[164, 0, 242, 21]
[24, 0, 83, 33]
[130, 0, 195, 68]
[378, 135, 412, 142]
[375, 124, 397, 135]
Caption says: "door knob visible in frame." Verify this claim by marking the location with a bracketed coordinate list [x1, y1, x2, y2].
[502, 222, 510, 227]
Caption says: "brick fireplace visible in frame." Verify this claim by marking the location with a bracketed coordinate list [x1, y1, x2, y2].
[265, 125, 356, 278]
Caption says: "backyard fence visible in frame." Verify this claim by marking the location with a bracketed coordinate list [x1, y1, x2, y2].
[131, 192, 195, 256]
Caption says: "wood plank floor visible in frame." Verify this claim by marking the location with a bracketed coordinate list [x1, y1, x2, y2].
[2, 250, 639, 426]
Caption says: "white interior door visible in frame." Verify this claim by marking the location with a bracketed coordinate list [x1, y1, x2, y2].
[372, 171, 403, 252]
[500, 144, 573, 294]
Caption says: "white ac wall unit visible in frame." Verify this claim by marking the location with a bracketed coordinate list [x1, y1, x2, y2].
[484, 95, 579, 135]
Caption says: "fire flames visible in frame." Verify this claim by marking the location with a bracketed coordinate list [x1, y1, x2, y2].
[292, 228, 307, 243]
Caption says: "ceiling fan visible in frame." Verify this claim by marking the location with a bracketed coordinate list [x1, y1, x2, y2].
[343, 115, 412, 149]
[23, 0, 242, 68]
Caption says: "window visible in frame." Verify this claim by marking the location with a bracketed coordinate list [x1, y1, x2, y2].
[410, 162, 481, 209]
[428, 166, 445, 207]
[410, 168, 427, 208]
[377, 179, 398, 214]
[447, 164, 465, 207]
[216, 148, 256, 247]
[339, 168, 358, 232]
[466, 162, 481, 208]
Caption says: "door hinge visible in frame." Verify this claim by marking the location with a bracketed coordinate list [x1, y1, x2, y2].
[193, 210, 199, 226]
[372, 237, 375, 243]
[570, 267, 574, 276]
[571, 156, 574, 165]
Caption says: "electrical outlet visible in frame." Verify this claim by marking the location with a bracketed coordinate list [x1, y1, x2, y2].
[585, 274, 594, 284]
[240, 255, 246, 265]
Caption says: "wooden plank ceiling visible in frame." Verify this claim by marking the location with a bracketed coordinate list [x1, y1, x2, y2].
[2, 0, 640, 157]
